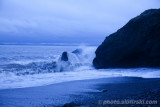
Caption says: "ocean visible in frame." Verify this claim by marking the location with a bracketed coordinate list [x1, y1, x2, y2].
[0, 45, 160, 89]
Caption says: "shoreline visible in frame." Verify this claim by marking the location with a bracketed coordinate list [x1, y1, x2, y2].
[0, 77, 160, 107]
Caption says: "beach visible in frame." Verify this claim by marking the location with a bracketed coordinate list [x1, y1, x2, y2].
[0, 46, 160, 107]
[0, 77, 160, 107]
[0, 1, 160, 107]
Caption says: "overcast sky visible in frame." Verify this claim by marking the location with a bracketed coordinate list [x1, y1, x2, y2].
[0, 0, 159, 45]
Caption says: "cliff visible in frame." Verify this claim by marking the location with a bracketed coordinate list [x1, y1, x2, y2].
[93, 9, 160, 68]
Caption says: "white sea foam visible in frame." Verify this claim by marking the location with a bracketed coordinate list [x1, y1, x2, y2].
[0, 67, 160, 89]
[0, 45, 160, 89]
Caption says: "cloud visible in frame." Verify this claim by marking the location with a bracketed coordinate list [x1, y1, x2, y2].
[0, 0, 159, 44]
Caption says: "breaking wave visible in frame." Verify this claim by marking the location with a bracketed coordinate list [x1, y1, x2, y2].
[0, 45, 160, 89]
[0, 46, 96, 75]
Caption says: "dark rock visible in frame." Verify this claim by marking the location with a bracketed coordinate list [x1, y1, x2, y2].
[72, 48, 83, 55]
[52, 61, 57, 68]
[61, 52, 68, 61]
[102, 89, 108, 92]
[63, 102, 80, 107]
[93, 9, 160, 68]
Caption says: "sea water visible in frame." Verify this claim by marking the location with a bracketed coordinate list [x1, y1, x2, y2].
[0, 45, 160, 89]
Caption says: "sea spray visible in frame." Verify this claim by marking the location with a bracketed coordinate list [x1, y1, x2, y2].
[0, 45, 160, 89]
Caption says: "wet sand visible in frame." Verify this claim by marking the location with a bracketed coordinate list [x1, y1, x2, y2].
[0, 77, 160, 107]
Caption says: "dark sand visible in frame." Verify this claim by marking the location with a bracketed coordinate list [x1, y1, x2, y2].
[0, 77, 160, 107]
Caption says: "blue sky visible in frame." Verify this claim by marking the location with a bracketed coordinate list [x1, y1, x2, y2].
[0, 0, 159, 45]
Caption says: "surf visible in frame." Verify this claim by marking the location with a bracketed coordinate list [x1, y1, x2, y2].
[0, 45, 160, 89]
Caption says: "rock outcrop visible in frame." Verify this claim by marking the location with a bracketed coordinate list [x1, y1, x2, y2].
[61, 52, 68, 61]
[93, 9, 160, 68]
[72, 49, 83, 55]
